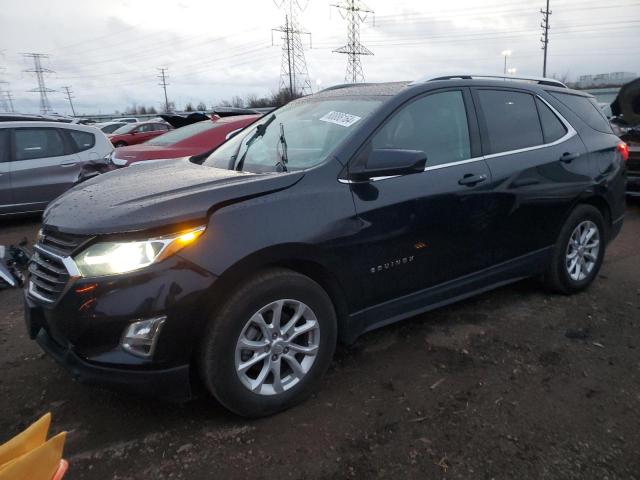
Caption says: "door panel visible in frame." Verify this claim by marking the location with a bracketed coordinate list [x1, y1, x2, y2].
[472, 88, 590, 264]
[348, 89, 497, 308]
[10, 127, 80, 209]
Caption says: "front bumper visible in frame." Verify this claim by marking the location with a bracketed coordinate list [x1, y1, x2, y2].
[626, 173, 640, 196]
[34, 325, 192, 402]
[24, 254, 217, 401]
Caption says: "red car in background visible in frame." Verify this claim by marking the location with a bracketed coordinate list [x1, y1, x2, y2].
[109, 114, 260, 167]
[108, 121, 171, 147]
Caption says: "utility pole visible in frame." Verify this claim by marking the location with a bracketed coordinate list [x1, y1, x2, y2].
[540, 0, 552, 77]
[271, 0, 313, 97]
[331, 0, 374, 83]
[157, 67, 170, 112]
[5, 91, 15, 113]
[23, 53, 55, 114]
[62, 86, 77, 116]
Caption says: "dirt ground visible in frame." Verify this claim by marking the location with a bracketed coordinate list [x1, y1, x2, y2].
[1, 202, 639, 480]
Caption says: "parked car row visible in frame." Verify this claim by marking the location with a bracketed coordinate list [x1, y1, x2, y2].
[0, 122, 113, 216]
[20, 74, 627, 418]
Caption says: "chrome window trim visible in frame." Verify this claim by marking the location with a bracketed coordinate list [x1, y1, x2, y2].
[339, 94, 575, 183]
[482, 94, 576, 161]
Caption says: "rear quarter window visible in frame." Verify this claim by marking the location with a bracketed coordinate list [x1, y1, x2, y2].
[549, 91, 612, 134]
[68, 130, 96, 152]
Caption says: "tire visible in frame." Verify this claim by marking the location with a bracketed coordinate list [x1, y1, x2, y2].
[198, 268, 337, 418]
[114, 141, 127, 147]
[545, 205, 606, 294]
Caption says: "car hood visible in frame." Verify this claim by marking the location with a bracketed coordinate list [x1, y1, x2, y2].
[114, 145, 202, 162]
[43, 159, 304, 235]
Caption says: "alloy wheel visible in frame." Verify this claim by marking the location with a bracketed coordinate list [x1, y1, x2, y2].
[565, 220, 600, 281]
[235, 299, 320, 396]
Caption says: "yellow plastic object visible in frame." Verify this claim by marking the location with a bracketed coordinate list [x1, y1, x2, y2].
[0, 413, 51, 466]
[0, 432, 66, 480]
[0, 413, 67, 480]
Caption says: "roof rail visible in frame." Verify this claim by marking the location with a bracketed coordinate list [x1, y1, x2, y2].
[412, 74, 568, 89]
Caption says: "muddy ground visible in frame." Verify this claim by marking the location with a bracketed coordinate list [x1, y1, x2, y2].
[1, 203, 639, 479]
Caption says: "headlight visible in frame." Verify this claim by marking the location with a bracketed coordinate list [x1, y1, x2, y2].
[74, 226, 205, 277]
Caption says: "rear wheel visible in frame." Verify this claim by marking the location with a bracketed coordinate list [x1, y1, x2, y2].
[199, 268, 337, 417]
[545, 205, 605, 294]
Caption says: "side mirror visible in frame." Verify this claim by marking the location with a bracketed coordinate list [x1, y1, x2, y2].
[349, 149, 427, 182]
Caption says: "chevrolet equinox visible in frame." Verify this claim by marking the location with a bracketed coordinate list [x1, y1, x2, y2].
[25, 75, 627, 417]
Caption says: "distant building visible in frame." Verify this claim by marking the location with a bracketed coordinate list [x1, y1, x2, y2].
[576, 72, 637, 88]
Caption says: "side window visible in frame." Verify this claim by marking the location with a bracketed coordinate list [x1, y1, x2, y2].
[372, 90, 471, 167]
[68, 130, 96, 152]
[134, 125, 147, 133]
[548, 91, 612, 134]
[157, 124, 169, 131]
[536, 98, 567, 143]
[477, 90, 543, 154]
[14, 128, 65, 161]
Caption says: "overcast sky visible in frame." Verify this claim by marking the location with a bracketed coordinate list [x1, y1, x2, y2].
[1, 0, 639, 114]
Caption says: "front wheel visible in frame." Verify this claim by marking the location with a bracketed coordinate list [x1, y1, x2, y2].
[545, 205, 605, 294]
[198, 269, 337, 417]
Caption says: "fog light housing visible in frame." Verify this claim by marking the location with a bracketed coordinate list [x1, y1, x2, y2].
[121, 316, 166, 358]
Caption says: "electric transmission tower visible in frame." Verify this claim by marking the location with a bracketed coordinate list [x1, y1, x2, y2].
[331, 0, 374, 83]
[23, 53, 55, 114]
[272, 0, 313, 97]
[62, 86, 77, 116]
[157, 67, 170, 112]
[540, 0, 552, 77]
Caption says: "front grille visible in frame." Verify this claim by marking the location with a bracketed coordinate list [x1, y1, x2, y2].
[28, 228, 91, 303]
[39, 228, 89, 257]
[28, 250, 69, 303]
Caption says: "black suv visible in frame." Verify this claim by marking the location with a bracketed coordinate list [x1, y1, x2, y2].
[25, 75, 626, 417]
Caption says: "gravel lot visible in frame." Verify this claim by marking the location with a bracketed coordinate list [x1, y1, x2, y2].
[1, 201, 639, 479]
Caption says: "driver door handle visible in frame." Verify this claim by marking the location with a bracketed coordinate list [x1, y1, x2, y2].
[60, 161, 78, 167]
[458, 173, 487, 186]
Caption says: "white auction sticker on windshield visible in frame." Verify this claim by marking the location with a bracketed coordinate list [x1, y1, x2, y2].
[319, 111, 362, 127]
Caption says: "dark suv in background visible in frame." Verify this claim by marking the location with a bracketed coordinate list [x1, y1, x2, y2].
[24, 75, 626, 417]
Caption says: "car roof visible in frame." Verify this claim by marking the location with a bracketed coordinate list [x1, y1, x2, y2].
[0, 121, 102, 132]
[315, 82, 410, 98]
[215, 114, 262, 124]
[313, 77, 590, 99]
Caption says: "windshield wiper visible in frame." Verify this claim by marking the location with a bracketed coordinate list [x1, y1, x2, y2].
[234, 114, 276, 171]
[275, 123, 288, 172]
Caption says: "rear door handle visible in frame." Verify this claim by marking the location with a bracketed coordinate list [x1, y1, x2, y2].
[458, 173, 487, 186]
[560, 152, 580, 163]
[60, 161, 78, 167]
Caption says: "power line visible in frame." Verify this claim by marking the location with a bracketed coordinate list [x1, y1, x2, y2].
[272, 0, 313, 96]
[62, 86, 76, 116]
[331, 0, 374, 83]
[157, 67, 170, 112]
[541, 0, 552, 77]
[23, 53, 55, 114]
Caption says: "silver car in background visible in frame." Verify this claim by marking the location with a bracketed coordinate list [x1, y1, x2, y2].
[0, 121, 113, 216]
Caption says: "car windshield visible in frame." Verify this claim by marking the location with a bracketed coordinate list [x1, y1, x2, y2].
[203, 97, 383, 172]
[112, 123, 137, 135]
[145, 121, 217, 146]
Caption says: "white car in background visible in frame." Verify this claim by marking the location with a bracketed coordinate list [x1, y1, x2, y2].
[94, 121, 128, 134]
[114, 117, 139, 123]
[0, 121, 113, 216]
